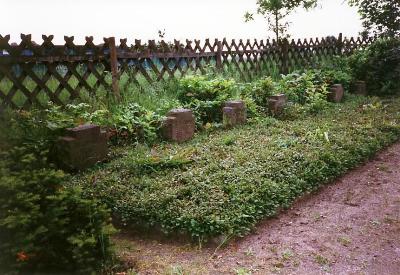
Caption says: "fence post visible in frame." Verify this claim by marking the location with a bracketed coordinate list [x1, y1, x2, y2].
[107, 37, 120, 100]
[280, 38, 289, 75]
[216, 40, 223, 72]
[337, 33, 343, 55]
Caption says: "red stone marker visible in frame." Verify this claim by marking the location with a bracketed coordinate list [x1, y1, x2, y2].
[268, 94, 287, 115]
[224, 100, 247, 125]
[55, 124, 107, 171]
[162, 109, 195, 143]
[354, 81, 367, 96]
[328, 84, 344, 103]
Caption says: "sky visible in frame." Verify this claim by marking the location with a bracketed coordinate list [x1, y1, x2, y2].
[1, 0, 362, 44]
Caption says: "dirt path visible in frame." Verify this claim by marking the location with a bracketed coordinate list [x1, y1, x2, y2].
[117, 143, 400, 275]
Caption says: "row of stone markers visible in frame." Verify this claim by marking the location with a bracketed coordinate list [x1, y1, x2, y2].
[162, 100, 248, 143]
[328, 81, 367, 102]
[56, 81, 367, 171]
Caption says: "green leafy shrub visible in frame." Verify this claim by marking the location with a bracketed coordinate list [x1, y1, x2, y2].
[244, 76, 276, 107]
[108, 103, 163, 144]
[349, 37, 400, 95]
[311, 57, 353, 91]
[3, 100, 163, 147]
[1, 103, 110, 152]
[276, 70, 330, 113]
[43, 103, 109, 132]
[47, 102, 162, 144]
[178, 75, 236, 102]
[178, 76, 237, 124]
[0, 146, 116, 273]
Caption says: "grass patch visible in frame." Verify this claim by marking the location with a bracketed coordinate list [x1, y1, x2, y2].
[71, 95, 400, 241]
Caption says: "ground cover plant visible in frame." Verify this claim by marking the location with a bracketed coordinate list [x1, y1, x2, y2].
[70, 95, 400, 242]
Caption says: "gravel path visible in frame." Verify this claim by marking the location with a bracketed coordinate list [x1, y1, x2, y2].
[117, 142, 400, 275]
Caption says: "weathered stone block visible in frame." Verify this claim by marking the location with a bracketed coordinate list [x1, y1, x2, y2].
[55, 124, 107, 171]
[353, 81, 367, 96]
[162, 109, 195, 143]
[267, 94, 287, 115]
[222, 107, 237, 127]
[65, 123, 101, 142]
[328, 84, 344, 103]
[224, 100, 247, 124]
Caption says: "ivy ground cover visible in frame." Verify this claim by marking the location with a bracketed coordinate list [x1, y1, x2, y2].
[72, 95, 400, 241]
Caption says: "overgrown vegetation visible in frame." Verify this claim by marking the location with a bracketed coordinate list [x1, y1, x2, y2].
[177, 76, 239, 125]
[70, 95, 400, 241]
[348, 37, 400, 96]
[1, 36, 400, 272]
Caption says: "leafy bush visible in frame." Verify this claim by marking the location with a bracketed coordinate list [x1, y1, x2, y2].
[1, 103, 110, 151]
[72, 96, 400, 241]
[276, 70, 330, 113]
[243, 76, 276, 107]
[3, 100, 164, 147]
[0, 146, 116, 273]
[178, 76, 237, 124]
[46, 102, 163, 144]
[312, 57, 353, 91]
[349, 37, 400, 95]
[108, 103, 163, 144]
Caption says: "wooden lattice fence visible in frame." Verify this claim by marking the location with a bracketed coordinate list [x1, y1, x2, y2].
[0, 33, 376, 109]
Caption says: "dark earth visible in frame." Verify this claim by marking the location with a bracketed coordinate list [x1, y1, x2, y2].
[116, 142, 400, 275]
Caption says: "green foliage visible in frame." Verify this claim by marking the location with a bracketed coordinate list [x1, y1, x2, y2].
[178, 76, 236, 102]
[178, 76, 237, 124]
[349, 38, 400, 95]
[133, 154, 193, 175]
[109, 103, 163, 144]
[71, 96, 400, 241]
[3, 64, 354, 148]
[221, 134, 236, 146]
[276, 70, 330, 113]
[243, 76, 276, 108]
[312, 56, 353, 91]
[3, 103, 109, 146]
[246, 0, 317, 40]
[116, 78, 182, 116]
[349, 0, 400, 37]
[0, 48, 374, 273]
[3, 100, 164, 147]
[0, 146, 116, 273]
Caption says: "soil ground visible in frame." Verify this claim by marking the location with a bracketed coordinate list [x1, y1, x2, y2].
[116, 142, 400, 275]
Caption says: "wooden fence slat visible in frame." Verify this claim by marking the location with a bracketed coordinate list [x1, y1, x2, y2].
[107, 37, 120, 99]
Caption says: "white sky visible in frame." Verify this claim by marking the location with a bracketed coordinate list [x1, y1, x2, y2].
[1, 0, 362, 44]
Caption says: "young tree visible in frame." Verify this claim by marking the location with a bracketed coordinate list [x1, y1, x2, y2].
[245, 0, 318, 41]
[349, 0, 400, 38]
